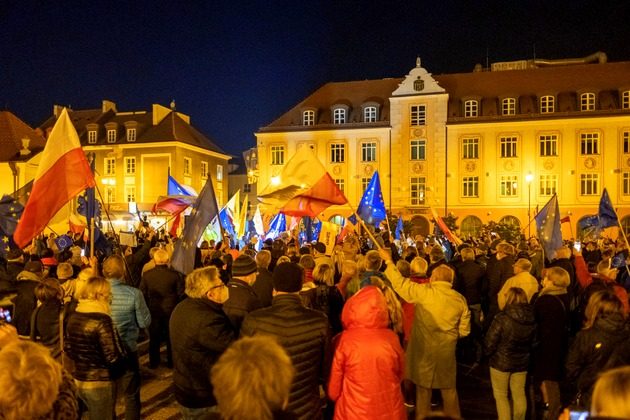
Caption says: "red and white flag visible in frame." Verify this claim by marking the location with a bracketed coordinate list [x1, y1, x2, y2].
[14, 108, 95, 248]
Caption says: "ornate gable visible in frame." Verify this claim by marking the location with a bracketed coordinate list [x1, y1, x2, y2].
[392, 57, 445, 96]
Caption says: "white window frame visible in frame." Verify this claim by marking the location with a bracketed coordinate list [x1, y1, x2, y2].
[623, 91, 630, 110]
[271, 145, 285, 165]
[124, 157, 136, 175]
[410, 105, 426, 126]
[462, 176, 479, 197]
[361, 177, 371, 193]
[201, 161, 208, 179]
[330, 143, 345, 163]
[410, 177, 426, 205]
[410, 139, 426, 160]
[216, 165, 223, 181]
[464, 100, 478, 118]
[500, 136, 518, 158]
[462, 137, 479, 159]
[107, 129, 117, 143]
[125, 186, 136, 203]
[127, 128, 137, 142]
[303, 110, 315, 126]
[539, 174, 558, 196]
[88, 130, 97, 144]
[105, 186, 116, 203]
[539, 134, 558, 156]
[580, 93, 596, 111]
[104, 157, 116, 176]
[623, 131, 630, 154]
[540, 95, 555, 113]
[580, 173, 600, 196]
[334, 178, 345, 193]
[502, 98, 516, 115]
[333, 108, 346, 124]
[361, 142, 377, 162]
[363, 106, 377, 123]
[580, 132, 600, 155]
[499, 175, 519, 197]
[183, 157, 192, 176]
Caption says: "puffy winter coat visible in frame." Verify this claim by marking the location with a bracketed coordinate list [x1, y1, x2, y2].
[108, 278, 151, 352]
[328, 286, 405, 420]
[484, 303, 537, 372]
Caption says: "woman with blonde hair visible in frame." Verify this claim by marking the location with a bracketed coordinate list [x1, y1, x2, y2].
[302, 263, 344, 334]
[370, 276, 404, 337]
[64, 276, 127, 419]
[565, 289, 630, 408]
[590, 365, 630, 418]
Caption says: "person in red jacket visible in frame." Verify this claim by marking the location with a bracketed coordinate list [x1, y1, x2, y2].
[328, 286, 405, 420]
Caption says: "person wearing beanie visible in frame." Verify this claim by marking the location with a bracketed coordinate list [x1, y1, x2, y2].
[313, 241, 334, 268]
[223, 254, 262, 334]
[241, 262, 331, 419]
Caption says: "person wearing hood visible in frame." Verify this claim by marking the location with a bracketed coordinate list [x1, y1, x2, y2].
[12, 260, 44, 336]
[565, 289, 630, 408]
[484, 287, 537, 420]
[328, 285, 405, 420]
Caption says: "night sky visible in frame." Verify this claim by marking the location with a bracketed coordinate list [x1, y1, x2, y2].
[2, 1, 630, 157]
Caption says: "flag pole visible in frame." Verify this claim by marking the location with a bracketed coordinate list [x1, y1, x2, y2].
[608, 203, 630, 276]
[344, 202, 383, 250]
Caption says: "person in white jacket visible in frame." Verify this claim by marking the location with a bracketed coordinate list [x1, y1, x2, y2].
[497, 258, 539, 310]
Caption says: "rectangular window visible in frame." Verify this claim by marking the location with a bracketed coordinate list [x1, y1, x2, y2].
[104, 158, 116, 176]
[361, 142, 376, 162]
[580, 132, 600, 155]
[624, 131, 630, 154]
[539, 175, 558, 196]
[201, 161, 208, 179]
[539, 135, 558, 156]
[330, 143, 345, 163]
[500, 136, 518, 158]
[410, 177, 426, 205]
[464, 100, 478, 117]
[126, 128, 136, 142]
[502, 98, 516, 115]
[462, 176, 479, 197]
[623, 91, 630, 110]
[303, 110, 315, 126]
[581, 93, 596, 111]
[125, 186, 136, 203]
[410, 139, 426, 160]
[462, 137, 479, 159]
[183, 157, 192, 176]
[107, 129, 116, 143]
[334, 179, 345, 193]
[271, 145, 285, 165]
[105, 186, 116, 203]
[333, 108, 346, 124]
[88, 130, 97, 144]
[361, 177, 371, 193]
[500, 175, 519, 197]
[364, 106, 377, 123]
[580, 173, 599, 195]
[540, 96, 555, 113]
[410, 105, 426, 126]
[623, 173, 630, 196]
[216, 165, 223, 181]
[243, 183, 251, 193]
[124, 157, 136, 175]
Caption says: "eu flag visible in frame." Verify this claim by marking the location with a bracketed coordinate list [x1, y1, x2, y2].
[356, 171, 386, 226]
[395, 216, 404, 240]
[168, 175, 192, 196]
[598, 188, 618, 228]
[578, 214, 601, 242]
[0, 195, 23, 259]
[219, 207, 236, 237]
[534, 194, 563, 260]
[171, 176, 220, 275]
[266, 213, 286, 240]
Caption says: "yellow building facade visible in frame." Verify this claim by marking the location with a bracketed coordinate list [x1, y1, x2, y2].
[256, 55, 630, 238]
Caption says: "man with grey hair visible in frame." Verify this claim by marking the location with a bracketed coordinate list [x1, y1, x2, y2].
[380, 249, 470, 420]
[170, 266, 235, 418]
[498, 258, 539, 309]
[252, 250, 273, 307]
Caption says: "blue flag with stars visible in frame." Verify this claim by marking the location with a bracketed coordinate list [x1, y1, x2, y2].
[168, 175, 192, 196]
[356, 171, 386, 226]
[395, 216, 404, 240]
[0, 194, 23, 258]
[534, 193, 563, 260]
[598, 188, 618, 228]
[266, 213, 286, 240]
[171, 176, 220, 275]
[219, 207, 236, 238]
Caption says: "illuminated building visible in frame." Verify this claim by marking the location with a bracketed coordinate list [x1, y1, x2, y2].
[256, 53, 630, 237]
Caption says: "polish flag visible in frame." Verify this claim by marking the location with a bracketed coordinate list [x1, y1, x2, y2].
[13, 108, 95, 248]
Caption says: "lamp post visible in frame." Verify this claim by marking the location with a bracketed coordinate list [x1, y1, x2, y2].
[526, 173, 533, 238]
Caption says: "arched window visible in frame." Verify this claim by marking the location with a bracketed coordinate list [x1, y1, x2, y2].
[502, 98, 516, 115]
[363, 106, 377, 122]
[303, 110, 315, 126]
[580, 93, 596, 111]
[460, 215, 483, 238]
[499, 215, 521, 228]
[464, 100, 478, 117]
[333, 108, 346, 124]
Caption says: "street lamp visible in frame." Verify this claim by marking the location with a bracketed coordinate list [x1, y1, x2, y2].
[525, 173, 534, 238]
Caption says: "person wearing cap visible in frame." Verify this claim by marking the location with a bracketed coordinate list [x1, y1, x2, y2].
[223, 254, 262, 334]
[241, 262, 331, 420]
[313, 241, 334, 269]
[12, 260, 44, 336]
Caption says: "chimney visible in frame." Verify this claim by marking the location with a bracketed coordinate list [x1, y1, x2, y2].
[20, 137, 31, 156]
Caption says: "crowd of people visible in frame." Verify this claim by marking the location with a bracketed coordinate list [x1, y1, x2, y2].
[1, 225, 630, 420]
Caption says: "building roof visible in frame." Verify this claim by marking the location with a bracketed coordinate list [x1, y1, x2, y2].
[0, 111, 46, 162]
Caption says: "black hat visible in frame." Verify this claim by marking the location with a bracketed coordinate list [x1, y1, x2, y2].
[272, 262, 303, 293]
[314, 242, 326, 254]
[231, 254, 257, 277]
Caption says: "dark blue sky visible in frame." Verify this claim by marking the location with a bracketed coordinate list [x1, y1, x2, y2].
[2, 0, 629, 157]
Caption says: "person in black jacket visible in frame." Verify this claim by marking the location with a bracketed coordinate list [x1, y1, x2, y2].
[30, 278, 65, 359]
[140, 249, 184, 368]
[12, 260, 43, 336]
[223, 254, 262, 334]
[484, 242, 515, 331]
[485, 287, 536, 420]
[241, 262, 331, 420]
[169, 266, 235, 418]
[252, 250, 274, 307]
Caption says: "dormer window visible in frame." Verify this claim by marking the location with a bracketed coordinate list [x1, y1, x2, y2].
[107, 129, 116, 143]
[580, 93, 596, 111]
[502, 98, 516, 115]
[127, 128, 137, 142]
[333, 108, 346, 124]
[540, 95, 555, 113]
[464, 100, 478, 118]
[622, 91, 630, 109]
[88, 130, 97, 144]
[303, 110, 315, 126]
[363, 106, 377, 123]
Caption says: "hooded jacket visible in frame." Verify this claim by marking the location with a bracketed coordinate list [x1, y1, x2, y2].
[328, 286, 405, 420]
[484, 303, 537, 372]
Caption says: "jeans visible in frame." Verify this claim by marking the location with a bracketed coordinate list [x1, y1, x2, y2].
[114, 352, 141, 420]
[490, 367, 527, 420]
[180, 404, 219, 420]
[77, 382, 114, 420]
